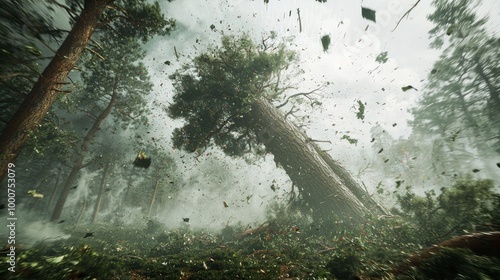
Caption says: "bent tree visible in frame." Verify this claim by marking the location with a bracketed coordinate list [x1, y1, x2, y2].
[167, 34, 382, 223]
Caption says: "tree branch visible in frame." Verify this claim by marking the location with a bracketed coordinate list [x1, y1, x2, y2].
[392, 0, 421, 32]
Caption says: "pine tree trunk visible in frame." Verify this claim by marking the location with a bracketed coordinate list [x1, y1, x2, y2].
[91, 161, 110, 224]
[249, 98, 368, 223]
[50, 76, 120, 222]
[0, 0, 111, 181]
[147, 169, 161, 219]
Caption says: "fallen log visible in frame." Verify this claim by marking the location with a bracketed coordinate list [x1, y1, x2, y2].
[392, 231, 500, 275]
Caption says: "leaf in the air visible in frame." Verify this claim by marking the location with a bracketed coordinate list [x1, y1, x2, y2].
[321, 35, 331, 51]
[375, 52, 388, 64]
[361, 7, 376, 23]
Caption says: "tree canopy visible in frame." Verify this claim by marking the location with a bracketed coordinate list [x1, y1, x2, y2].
[168, 34, 298, 156]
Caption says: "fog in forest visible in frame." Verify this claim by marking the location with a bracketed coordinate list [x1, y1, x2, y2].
[1, 0, 499, 278]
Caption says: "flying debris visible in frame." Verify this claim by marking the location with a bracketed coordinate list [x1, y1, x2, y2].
[70, 185, 77, 190]
[182, 218, 190, 223]
[395, 180, 404, 188]
[27, 190, 44, 198]
[371, 138, 375, 142]
[392, 123, 397, 127]
[320, 35, 331, 51]
[84, 232, 94, 238]
[223, 201, 229, 208]
[401, 85, 418, 92]
[270, 184, 276, 192]
[361, 7, 376, 23]
[378, 148, 384, 154]
[164, 60, 171, 65]
[472, 169, 480, 173]
[133, 150, 151, 168]
[384, 159, 389, 163]
[58, 220, 65, 224]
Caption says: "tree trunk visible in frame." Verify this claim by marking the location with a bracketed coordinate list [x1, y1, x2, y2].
[0, 0, 112, 181]
[91, 161, 110, 224]
[147, 168, 161, 219]
[45, 166, 63, 215]
[392, 231, 500, 275]
[249, 98, 368, 223]
[50, 76, 120, 222]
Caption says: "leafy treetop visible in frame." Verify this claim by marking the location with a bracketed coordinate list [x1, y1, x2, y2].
[167, 34, 297, 156]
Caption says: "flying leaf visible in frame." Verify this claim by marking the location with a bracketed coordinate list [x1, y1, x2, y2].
[356, 100, 365, 120]
[401, 85, 418, 92]
[320, 35, 331, 51]
[375, 52, 388, 64]
[361, 7, 376, 23]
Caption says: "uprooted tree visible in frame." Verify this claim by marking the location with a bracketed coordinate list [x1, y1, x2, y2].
[167, 34, 384, 223]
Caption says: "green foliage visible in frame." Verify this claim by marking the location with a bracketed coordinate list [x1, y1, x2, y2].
[76, 31, 153, 131]
[355, 100, 365, 120]
[320, 35, 331, 51]
[399, 248, 500, 280]
[341, 134, 358, 145]
[168, 33, 297, 156]
[393, 177, 498, 245]
[375, 51, 388, 64]
[412, 0, 500, 153]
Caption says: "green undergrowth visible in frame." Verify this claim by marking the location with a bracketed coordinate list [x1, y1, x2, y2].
[1, 178, 498, 279]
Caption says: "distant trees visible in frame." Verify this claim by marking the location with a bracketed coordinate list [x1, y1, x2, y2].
[0, 0, 175, 181]
[167, 34, 383, 223]
[410, 0, 500, 155]
[50, 10, 173, 221]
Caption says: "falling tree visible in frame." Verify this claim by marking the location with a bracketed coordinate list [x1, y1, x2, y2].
[167, 34, 384, 223]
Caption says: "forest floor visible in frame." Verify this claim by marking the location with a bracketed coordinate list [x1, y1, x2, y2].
[1, 217, 499, 280]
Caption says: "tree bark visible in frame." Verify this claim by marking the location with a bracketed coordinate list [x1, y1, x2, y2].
[0, 0, 112, 181]
[50, 75, 120, 222]
[392, 231, 500, 275]
[249, 98, 368, 223]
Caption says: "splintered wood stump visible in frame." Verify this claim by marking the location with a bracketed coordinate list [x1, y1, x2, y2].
[393, 231, 500, 275]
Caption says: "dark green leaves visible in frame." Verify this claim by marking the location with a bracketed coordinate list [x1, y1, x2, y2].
[168, 34, 296, 156]
[375, 51, 388, 64]
[320, 35, 331, 51]
[355, 100, 365, 120]
[361, 7, 376, 23]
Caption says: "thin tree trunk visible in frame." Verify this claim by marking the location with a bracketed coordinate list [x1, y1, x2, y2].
[91, 161, 110, 224]
[250, 98, 368, 223]
[50, 76, 120, 222]
[45, 166, 63, 215]
[74, 198, 87, 229]
[147, 168, 161, 219]
[0, 0, 112, 181]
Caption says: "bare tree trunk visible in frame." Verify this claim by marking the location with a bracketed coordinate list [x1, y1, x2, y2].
[45, 166, 63, 215]
[74, 198, 87, 229]
[147, 168, 161, 219]
[0, 0, 111, 182]
[250, 98, 368, 223]
[91, 161, 110, 224]
[50, 76, 120, 222]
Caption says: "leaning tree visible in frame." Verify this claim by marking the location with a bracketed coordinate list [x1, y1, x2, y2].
[167, 34, 384, 223]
